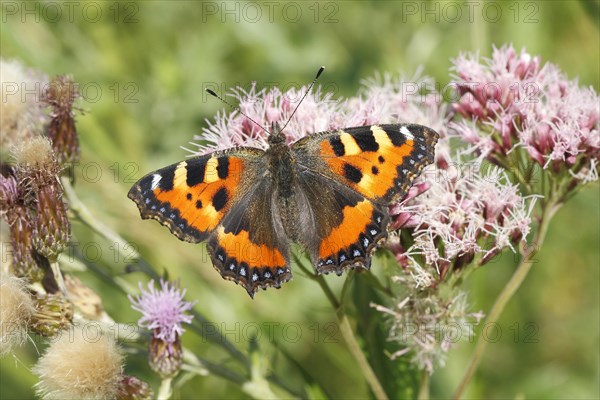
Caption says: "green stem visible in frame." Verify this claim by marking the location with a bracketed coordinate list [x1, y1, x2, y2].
[157, 378, 173, 400]
[61, 177, 139, 261]
[452, 202, 558, 399]
[418, 371, 429, 400]
[338, 313, 389, 400]
[294, 255, 388, 400]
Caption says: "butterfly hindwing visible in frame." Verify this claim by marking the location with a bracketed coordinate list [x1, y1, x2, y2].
[127, 148, 265, 243]
[294, 172, 389, 274]
[206, 179, 292, 297]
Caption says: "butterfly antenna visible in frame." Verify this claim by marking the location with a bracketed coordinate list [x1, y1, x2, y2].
[205, 88, 271, 135]
[279, 66, 325, 132]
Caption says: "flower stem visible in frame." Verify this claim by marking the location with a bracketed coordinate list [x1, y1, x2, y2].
[452, 202, 557, 399]
[61, 176, 140, 261]
[294, 255, 389, 400]
[418, 371, 430, 400]
[157, 377, 173, 400]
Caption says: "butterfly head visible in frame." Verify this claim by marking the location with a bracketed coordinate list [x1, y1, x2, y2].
[268, 122, 287, 146]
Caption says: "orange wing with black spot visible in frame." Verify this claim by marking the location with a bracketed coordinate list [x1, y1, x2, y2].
[128, 148, 262, 243]
[295, 124, 439, 204]
[292, 124, 438, 274]
[128, 148, 291, 296]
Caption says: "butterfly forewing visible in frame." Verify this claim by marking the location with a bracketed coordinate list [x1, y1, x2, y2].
[293, 124, 439, 205]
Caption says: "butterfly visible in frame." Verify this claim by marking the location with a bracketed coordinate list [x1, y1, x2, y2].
[128, 71, 439, 298]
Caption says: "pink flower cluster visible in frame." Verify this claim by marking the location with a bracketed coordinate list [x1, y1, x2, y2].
[390, 155, 536, 281]
[451, 45, 599, 181]
[188, 72, 448, 155]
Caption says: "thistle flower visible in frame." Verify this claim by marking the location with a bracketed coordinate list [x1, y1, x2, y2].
[0, 59, 48, 161]
[0, 271, 36, 356]
[33, 326, 124, 400]
[12, 137, 70, 259]
[129, 279, 194, 378]
[43, 75, 81, 165]
[451, 44, 599, 183]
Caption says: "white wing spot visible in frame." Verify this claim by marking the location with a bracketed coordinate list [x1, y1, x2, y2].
[400, 126, 414, 140]
[150, 174, 162, 190]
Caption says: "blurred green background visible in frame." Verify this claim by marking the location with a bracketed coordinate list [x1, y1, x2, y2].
[1, 1, 598, 399]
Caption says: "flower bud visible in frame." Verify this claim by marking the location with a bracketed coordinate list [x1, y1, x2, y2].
[43, 75, 80, 165]
[0, 173, 43, 281]
[30, 293, 73, 337]
[117, 375, 154, 400]
[148, 335, 183, 378]
[12, 137, 70, 259]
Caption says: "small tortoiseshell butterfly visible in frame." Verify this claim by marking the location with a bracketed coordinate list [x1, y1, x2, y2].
[128, 68, 439, 297]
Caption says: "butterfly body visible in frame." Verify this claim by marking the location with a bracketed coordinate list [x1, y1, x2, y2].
[129, 124, 438, 297]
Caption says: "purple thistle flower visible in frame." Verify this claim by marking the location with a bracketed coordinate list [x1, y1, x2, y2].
[129, 279, 194, 344]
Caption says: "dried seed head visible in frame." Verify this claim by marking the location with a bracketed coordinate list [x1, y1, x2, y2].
[0, 59, 48, 161]
[12, 136, 56, 172]
[65, 275, 105, 320]
[11, 138, 70, 259]
[0, 271, 36, 356]
[33, 326, 124, 400]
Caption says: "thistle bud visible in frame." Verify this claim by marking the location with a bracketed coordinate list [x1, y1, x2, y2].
[148, 335, 183, 378]
[0, 173, 43, 281]
[12, 137, 70, 259]
[117, 375, 154, 400]
[43, 75, 80, 165]
[64, 274, 105, 320]
[30, 292, 73, 337]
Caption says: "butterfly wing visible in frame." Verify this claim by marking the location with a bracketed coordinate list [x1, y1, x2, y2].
[291, 124, 438, 273]
[293, 124, 439, 204]
[293, 171, 390, 274]
[128, 148, 264, 243]
[206, 178, 292, 297]
[128, 148, 292, 296]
